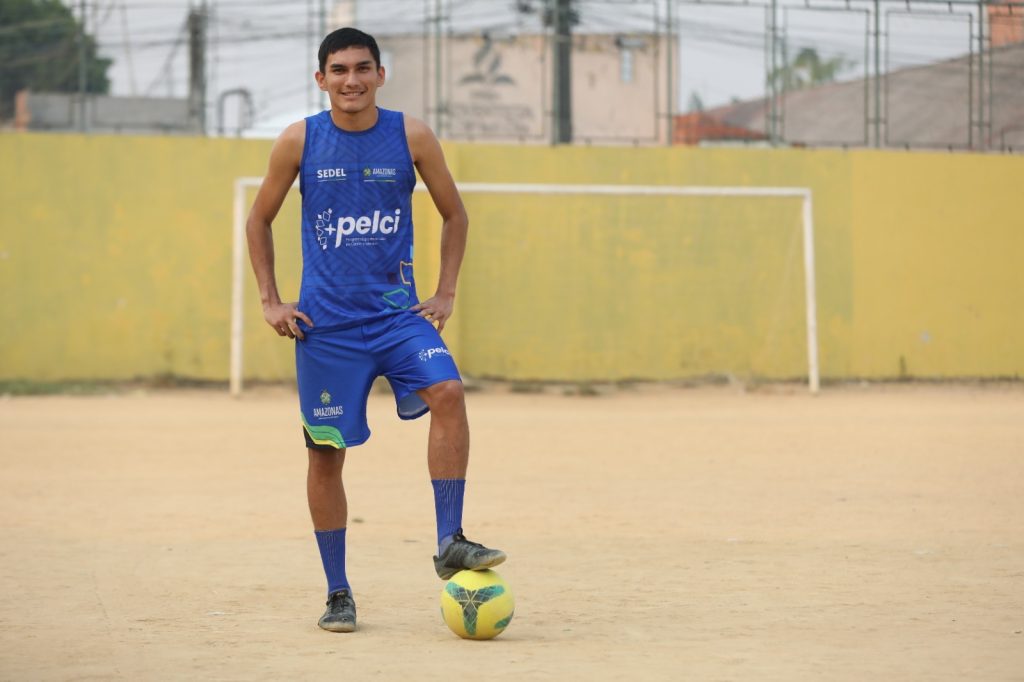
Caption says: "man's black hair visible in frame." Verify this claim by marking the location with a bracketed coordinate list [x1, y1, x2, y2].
[318, 27, 381, 73]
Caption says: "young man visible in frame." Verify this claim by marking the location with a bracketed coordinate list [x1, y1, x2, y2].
[246, 27, 505, 633]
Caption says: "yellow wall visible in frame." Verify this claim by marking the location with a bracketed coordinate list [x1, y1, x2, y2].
[1, 133, 279, 381]
[1, 132, 1021, 383]
[848, 152, 1024, 378]
[449, 144, 855, 381]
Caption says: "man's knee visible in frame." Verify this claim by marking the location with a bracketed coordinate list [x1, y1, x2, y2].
[420, 380, 465, 415]
[308, 447, 345, 477]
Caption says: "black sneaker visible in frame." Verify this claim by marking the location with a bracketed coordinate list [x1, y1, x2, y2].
[318, 588, 357, 633]
[433, 530, 507, 580]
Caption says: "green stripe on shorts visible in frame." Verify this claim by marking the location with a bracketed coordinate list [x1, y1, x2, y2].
[301, 414, 347, 449]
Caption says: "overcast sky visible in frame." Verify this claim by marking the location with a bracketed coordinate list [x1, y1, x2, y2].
[80, 0, 979, 137]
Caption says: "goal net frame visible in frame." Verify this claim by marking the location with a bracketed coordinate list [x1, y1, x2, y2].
[231, 179, 820, 395]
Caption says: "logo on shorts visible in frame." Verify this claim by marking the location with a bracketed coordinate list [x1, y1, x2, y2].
[313, 389, 344, 419]
[418, 347, 452, 362]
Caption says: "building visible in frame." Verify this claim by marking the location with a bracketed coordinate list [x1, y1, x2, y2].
[990, 0, 1024, 47]
[375, 31, 675, 145]
[677, 40, 1024, 152]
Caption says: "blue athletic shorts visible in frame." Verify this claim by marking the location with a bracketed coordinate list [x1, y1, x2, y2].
[296, 312, 461, 450]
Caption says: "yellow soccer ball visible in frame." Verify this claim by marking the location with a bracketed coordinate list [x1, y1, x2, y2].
[440, 569, 514, 640]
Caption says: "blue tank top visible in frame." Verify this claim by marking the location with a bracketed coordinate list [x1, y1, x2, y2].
[298, 108, 418, 331]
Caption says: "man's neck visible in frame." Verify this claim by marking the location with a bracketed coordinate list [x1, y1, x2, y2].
[329, 106, 379, 132]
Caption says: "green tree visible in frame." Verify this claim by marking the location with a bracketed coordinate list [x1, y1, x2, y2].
[0, 0, 111, 120]
[687, 90, 704, 113]
[771, 47, 854, 91]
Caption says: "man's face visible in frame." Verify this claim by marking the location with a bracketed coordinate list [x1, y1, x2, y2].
[315, 46, 385, 114]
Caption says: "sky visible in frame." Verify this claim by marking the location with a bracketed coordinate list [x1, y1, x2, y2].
[78, 0, 981, 137]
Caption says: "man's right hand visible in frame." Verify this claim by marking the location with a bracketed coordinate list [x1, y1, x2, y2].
[263, 302, 314, 340]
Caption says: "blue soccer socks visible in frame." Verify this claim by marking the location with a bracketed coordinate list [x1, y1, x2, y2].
[431, 479, 466, 554]
[316, 484, 468, 590]
[315, 527, 350, 596]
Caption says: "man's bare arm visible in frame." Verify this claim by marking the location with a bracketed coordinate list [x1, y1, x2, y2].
[245, 120, 313, 339]
[405, 116, 468, 333]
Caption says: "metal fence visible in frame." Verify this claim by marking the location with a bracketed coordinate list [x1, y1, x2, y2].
[33, 0, 1024, 150]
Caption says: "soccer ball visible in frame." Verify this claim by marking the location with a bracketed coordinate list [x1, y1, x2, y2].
[440, 569, 514, 640]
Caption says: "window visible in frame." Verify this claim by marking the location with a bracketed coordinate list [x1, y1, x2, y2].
[619, 48, 634, 84]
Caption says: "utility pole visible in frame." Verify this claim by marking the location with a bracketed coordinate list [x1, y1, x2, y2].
[78, 0, 87, 132]
[552, 0, 573, 144]
[766, 0, 779, 145]
[319, 0, 327, 109]
[188, 5, 208, 134]
[666, 0, 674, 146]
[434, 0, 443, 137]
[873, 0, 881, 148]
[308, 0, 315, 114]
[977, 0, 989, 150]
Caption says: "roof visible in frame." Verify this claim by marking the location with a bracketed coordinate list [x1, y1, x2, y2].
[699, 41, 1024, 151]
[673, 111, 767, 145]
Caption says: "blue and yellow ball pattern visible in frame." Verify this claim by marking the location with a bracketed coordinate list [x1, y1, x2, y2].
[440, 569, 514, 640]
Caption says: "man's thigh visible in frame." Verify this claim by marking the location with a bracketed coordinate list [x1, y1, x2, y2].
[296, 328, 377, 449]
[368, 313, 461, 420]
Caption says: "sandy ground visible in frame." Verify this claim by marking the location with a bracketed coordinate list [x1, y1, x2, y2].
[1, 383, 1023, 681]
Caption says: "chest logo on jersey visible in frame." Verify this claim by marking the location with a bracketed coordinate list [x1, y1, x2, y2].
[363, 166, 398, 183]
[314, 207, 402, 249]
[316, 167, 348, 182]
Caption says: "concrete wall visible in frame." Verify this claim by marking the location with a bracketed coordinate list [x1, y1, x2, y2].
[15, 92, 200, 135]
[847, 151, 1024, 378]
[1, 132, 1021, 384]
[0, 133, 274, 381]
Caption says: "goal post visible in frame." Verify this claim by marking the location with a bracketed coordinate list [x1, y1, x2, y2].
[231, 179, 820, 395]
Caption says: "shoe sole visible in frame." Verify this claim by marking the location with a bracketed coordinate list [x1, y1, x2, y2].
[318, 619, 357, 633]
[436, 550, 507, 580]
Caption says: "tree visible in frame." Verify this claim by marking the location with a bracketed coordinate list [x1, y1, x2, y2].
[0, 0, 111, 121]
[770, 47, 854, 91]
[687, 90, 704, 113]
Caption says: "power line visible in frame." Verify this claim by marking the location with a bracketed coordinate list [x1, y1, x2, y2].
[142, 15, 188, 96]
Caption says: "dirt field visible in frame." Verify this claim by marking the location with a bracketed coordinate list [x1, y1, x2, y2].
[1, 384, 1022, 681]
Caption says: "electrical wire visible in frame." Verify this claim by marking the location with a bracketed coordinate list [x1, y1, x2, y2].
[14, 0, 1016, 140]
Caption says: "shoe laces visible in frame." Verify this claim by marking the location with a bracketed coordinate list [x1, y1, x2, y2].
[326, 589, 353, 609]
[451, 531, 484, 549]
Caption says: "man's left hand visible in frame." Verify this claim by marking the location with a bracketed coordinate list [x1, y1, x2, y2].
[412, 293, 455, 333]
